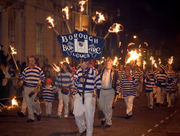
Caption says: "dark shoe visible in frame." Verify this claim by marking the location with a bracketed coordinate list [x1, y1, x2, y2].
[76, 130, 86, 136]
[27, 119, 34, 123]
[104, 124, 111, 128]
[101, 119, 105, 126]
[125, 115, 132, 119]
[36, 115, 41, 121]
[17, 112, 25, 117]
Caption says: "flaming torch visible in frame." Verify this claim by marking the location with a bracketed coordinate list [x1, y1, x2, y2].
[104, 23, 123, 39]
[62, 6, 72, 33]
[113, 56, 118, 66]
[46, 16, 59, 35]
[168, 56, 174, 65]
[143, 60, 146, 70]
[52, 64, 60, 72]
[9, 45, 19, 73]
[158, 58, 161, 65]
[12, 97, 18, 107]
[79, 0, 88, 31]
[92, 11, 105, 24]
[65, 57, 70, 64]
[126, 50, 141, 64]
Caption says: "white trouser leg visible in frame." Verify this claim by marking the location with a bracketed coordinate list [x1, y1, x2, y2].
[21, 91, 27, 114]
[45, 102, 52, 115]
[124, 96, 135, 116]
[24, 86, 37, 120]
[156, 87, 161, 104]
[57, 90, 63, 116]
[99, 89, 115, 125]
[74, 93, 95, 136]
[62, 93, 69, 116]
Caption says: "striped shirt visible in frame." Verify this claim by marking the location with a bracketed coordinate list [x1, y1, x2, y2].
[120, 75, 138, 97]
[55, 72, 73, 88]
[166, 71, 177, 93]
[42, 85, 55, 102]
[74, 67, 101, 93]
[20, 66, 45, 88]
[155, 72, 167, 87]
[144, 77, 155, 92]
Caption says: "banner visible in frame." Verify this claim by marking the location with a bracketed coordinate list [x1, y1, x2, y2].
[57, 30, 105, 61]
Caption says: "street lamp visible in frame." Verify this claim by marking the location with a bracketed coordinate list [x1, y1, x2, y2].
[133, 35, 137, 39]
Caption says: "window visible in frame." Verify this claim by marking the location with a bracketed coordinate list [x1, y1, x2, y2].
[36, 23, 43, 55]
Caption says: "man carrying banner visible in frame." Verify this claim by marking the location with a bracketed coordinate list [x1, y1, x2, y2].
[73, 61, 101, 136]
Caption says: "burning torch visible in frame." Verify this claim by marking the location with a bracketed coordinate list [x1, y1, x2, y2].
[104, 23, 123, 39]
[62, 6, 72, 33]
[46, 16, 59, 35]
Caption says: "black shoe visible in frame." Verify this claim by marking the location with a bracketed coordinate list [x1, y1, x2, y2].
[17, 112, 25, 117]
[36, 114, 41, 121]
[77, 130, 86, 136]
[27, 119, 34, 123]
[104, 124, 111, 128]
[125, 115, 132, 119]
[101, 119, 105, 126]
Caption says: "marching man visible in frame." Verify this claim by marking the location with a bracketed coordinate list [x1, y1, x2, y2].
[73, 61, 101, 136]
[19, 56, 45, 122]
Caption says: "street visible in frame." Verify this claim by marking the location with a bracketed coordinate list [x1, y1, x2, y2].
[0, 93, 180, 136]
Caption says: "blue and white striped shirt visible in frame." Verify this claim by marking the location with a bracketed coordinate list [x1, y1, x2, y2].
[155, 72, 167, 87]
[20, 66, 45, 88]
[55, 72, 73, 88]
[42, 85, 55, 102]
[120, 75, 138, 97]
[73, 67, 101, 93]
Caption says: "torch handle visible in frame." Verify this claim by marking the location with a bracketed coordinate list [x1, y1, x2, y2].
[65, 21, 72, 33]
[11, 54, 20, 73]
[52, 27, 59, 35]
[104, 32, 110, 39]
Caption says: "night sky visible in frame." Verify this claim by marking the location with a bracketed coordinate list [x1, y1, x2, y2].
[93, 0, 180, 49]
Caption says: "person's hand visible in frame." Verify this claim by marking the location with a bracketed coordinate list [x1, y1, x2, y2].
[18, 80, 24, 86]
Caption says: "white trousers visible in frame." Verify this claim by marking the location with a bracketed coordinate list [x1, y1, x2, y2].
[57, 89, 69, 116]
[45, 102, 52, 115]
[73, 93, 95, 136]
[124, 96, 135, 116]
[99, 89, 115, 125]
[146, 92, 153, 108]
[69, 95, 74, 112]
[156, 87, 166, 104]
[167, 92, 175, 107]
[24, 86, 41, 120]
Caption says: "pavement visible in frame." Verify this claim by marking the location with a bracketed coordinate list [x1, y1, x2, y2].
[0, 93, 180, 136]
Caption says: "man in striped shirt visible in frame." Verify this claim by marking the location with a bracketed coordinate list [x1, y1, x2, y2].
[73, 61, 101, 136]
[155, 66, 167, 105]
[54, 62, 73, 118]
[118, 65, 138, 119]
[20, 56, 45, 122]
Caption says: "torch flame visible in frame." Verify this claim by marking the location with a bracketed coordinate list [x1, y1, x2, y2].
[158, 58, 161, 65]
[168, 56, 174, 65]
[65, 57, 70, 64]
[126, 50, 141, 64]
[150, 56, 155, 65]
[12, 97, 18, 106]
[108, 23, 123, 33]
[143, 60, 146, 70]
[62, 6, 69, 20]
[79, 0, 87, 12]
[46, 16, 55, 28]
[113, 56, 118, 66]
[52, 64, 60, 72]
[10, 46, 17, 55]
[92, 11, 105, 24]
[128, 42, 135, 47]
